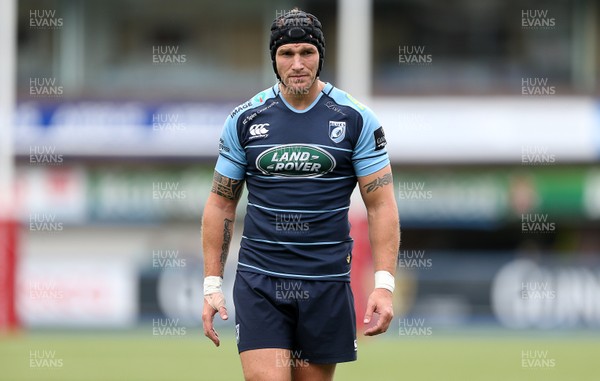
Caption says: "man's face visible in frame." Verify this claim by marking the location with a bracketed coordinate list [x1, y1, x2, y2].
[276, 43, 319, 95]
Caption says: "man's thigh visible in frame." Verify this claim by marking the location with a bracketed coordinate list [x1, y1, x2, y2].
[239, 348, 336, 381]
[292, 361, 336, 381]
[240, 348, 292, 381]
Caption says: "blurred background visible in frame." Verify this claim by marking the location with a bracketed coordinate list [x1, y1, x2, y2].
[1, 0, 599, 380]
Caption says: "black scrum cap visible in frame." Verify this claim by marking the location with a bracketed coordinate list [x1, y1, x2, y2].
[269, 9, 325, 80]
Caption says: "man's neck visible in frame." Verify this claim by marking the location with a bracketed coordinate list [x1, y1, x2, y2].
[279, 80, 325, 110]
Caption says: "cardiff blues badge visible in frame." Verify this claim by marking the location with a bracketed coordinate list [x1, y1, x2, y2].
[329, 121, 346, 143]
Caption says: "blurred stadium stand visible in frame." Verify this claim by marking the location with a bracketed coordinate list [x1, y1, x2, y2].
[6, 0, 600, 331]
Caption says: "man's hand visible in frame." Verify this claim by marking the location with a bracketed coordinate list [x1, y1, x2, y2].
[202, 292, 228, 347]
[363, 288, 394, 336]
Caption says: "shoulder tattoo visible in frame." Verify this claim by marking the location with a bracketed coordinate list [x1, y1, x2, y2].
[211, 172, 244, 200]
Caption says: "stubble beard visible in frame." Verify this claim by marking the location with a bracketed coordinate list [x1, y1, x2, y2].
[280, 74, 316, 96]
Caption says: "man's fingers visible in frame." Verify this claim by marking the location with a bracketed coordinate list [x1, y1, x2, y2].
[202, 310, 217, 345]
[364, 310, 393, 336]
[205, 326, 221, 347]
[364, 323, 380, 336]
[202, 312, 221, 347]
[218, 306, 228, 320]
[363, 290, 394, 336]
[205, 292, 226, 312]
[364, 314, 386, 336]
[363, 299, 375, 324]
[202, 298, 223, 347]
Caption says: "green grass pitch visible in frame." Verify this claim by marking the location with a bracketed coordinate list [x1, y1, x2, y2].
[1, 329, 598, 380]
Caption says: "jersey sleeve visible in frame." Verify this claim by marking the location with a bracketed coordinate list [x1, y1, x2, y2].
[352, 108, 390, 177]
[215, 116, 247, 180]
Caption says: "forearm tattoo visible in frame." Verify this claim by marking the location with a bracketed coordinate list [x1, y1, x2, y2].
[211, 172, 244, 200]
[363, 172, 393, 193]
[220, 218, 233, 274]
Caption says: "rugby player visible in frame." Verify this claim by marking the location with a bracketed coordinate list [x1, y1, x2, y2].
[202, 8, 400, 381]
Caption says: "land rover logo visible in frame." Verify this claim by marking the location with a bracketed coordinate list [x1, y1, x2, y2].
[256, 144, 336, 177]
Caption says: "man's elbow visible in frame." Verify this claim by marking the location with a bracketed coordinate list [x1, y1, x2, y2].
[205, 192, 239, 215]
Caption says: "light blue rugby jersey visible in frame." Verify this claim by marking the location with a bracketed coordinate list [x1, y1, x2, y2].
[215, 82, 389, 281]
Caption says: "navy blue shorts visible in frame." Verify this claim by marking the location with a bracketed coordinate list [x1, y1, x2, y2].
[233, 270, 357, 364]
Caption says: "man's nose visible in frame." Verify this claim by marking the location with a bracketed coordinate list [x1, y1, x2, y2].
[291, 54, 304, 70]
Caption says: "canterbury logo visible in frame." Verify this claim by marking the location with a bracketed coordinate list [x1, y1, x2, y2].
[250, 123, 269, 136]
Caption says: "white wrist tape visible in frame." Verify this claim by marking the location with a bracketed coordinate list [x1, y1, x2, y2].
[204, 276, 226, 312]
[204, 276, 223, 296]
[374, 271, 395, 293]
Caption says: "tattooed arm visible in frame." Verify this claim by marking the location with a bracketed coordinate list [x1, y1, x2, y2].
[358, 165, 399, 275]
[202, 171, 245, 278]
[357, 165, 400, 336]
[202, 171, 244, 346]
